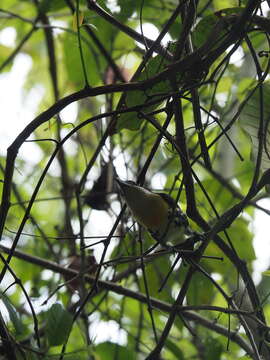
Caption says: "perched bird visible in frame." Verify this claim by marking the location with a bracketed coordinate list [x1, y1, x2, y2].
[63, 253, 98, 292]
[116, 178, 192, 247]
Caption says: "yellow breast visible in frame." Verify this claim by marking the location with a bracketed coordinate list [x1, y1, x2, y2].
[123, 188, 169, 230]
[134, 195, 169, 230]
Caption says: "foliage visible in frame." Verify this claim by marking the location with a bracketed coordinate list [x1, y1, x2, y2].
[0, 0, 270, 359]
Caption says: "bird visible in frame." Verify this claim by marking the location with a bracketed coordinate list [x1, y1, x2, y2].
[116, 178, 193, 248]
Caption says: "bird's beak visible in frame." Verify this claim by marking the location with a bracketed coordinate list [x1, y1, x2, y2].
[115, 177, 122, 184]
[115, 177, 124, 188]
[115, 178, 135, 196]
[115, 177, 126, 193]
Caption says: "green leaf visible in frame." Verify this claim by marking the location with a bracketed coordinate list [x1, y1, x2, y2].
[193, 14, 219, 49]
[193, 8, 245, 49]
[61, 27, 104, 88]
[228, 218, 255, 261]
[213, 1, 241, 11]
[39, 0, 69, 13]
[187, 267, 215, 306]
[117, 0, 137, 20]
[94, 342, 136, 360]
[139, 253, 174, 302]
[165, 337, 185, 359]
[1, 294, 25, 335]
[117, 54, 171, 131]
[238, 83, 270, 172]
[45, 303, 73, 346]
[203, 336, 223, 360]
